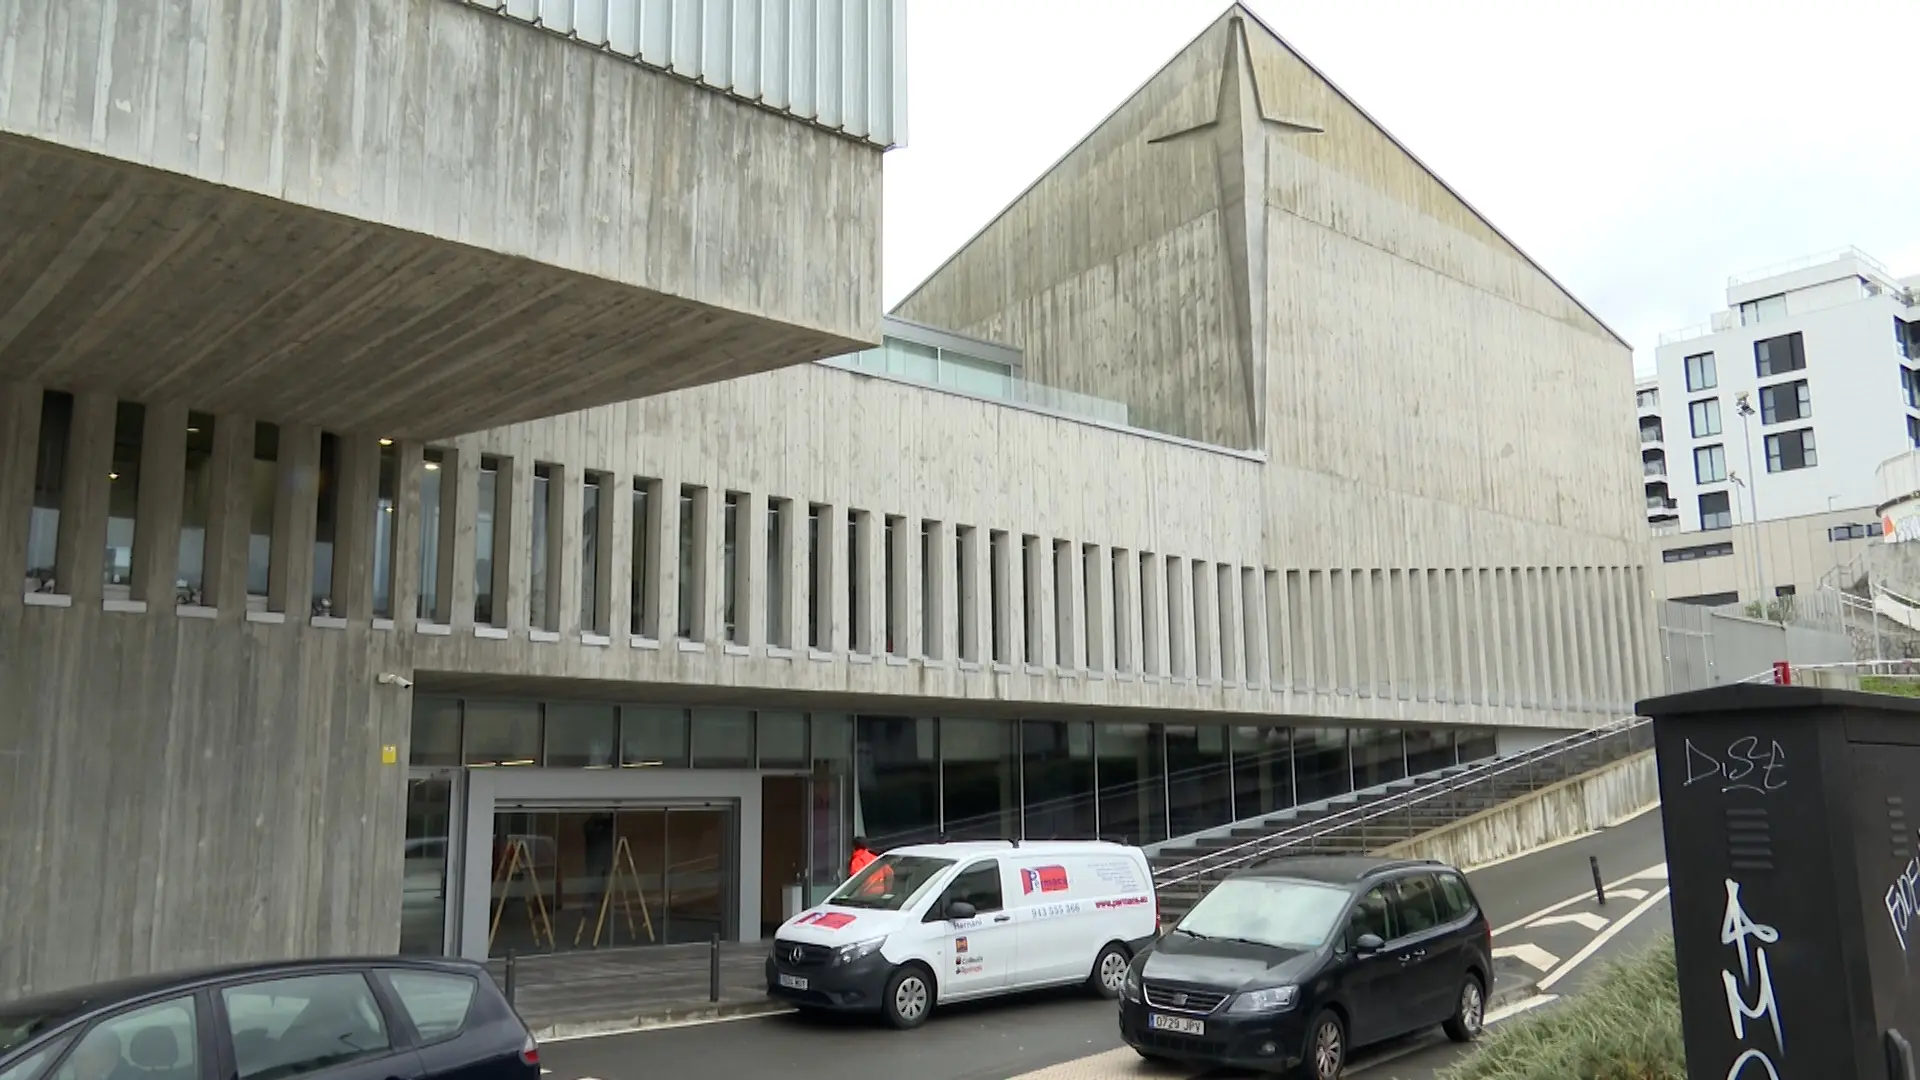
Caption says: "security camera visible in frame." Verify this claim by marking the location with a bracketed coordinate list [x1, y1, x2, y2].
[376, 673, 414, 689]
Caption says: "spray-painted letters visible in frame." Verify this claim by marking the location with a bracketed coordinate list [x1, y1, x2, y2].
[1720, 878, 1784, 1079]
[1888, 852, 1920, 953]
[1685, 737, 1788, 795]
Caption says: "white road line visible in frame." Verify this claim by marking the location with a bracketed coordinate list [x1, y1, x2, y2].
[1608, 887, 1651, 901]
[1492, 943, 1561, 973]
[1536, 885, 1672, 993]
[1492, 861, 1665, 936]
[537, 1008, 796, 1042]
[1529, 912, 1609, 932]
[1485, 993, 1559, 1024]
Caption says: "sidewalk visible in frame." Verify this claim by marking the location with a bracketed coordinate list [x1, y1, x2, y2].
[488, 942, 788, 1039]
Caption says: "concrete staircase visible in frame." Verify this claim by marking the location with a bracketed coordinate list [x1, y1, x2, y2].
[1149, 719, 1653, 925]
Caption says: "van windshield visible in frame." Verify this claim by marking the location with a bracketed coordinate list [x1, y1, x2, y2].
[825, 855, 955, 910]
[1176, 878, 1350, 949]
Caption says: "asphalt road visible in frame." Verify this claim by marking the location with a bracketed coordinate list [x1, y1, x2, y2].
[539, 809, 1672, 1080]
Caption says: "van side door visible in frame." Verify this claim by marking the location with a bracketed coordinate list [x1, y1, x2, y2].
[925, 859, 1014, 1000]
[1007, 857, 1090, 986]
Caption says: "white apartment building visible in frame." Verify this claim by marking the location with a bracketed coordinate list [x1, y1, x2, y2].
[1642, 248, 1920, 604]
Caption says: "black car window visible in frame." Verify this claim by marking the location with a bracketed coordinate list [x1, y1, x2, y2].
[221, 973, 392, 1080]
[1393, 874, 1443, 935]
[53, 997, 197, 1080]
[380, 971, 476, 1042]
[1347, 886, 1398, 943]
[936, 861, 1003, 915]
[1, 1037, 73, 1080]
[1436, 872, 1475, 923]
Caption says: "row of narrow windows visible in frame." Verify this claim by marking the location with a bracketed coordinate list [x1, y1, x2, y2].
[14, 391, 1645, 708]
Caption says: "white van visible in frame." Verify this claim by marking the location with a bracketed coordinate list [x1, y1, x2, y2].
[765, 839, 1159, 1029]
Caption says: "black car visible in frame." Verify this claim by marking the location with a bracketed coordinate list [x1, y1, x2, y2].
[1118, 855, 1494, 1079]
[0, 956, 538, 1080]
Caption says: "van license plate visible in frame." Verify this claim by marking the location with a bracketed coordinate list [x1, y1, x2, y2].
[778, 974, 808, 991]
[1148, 1014, 1204, 1036]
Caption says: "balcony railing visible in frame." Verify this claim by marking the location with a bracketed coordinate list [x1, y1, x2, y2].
[824, 341, 1131, 428]
[1644, 461, 1667, 478]
[1640, 428, 1665, 444]
[1646, 496, 1678, 511]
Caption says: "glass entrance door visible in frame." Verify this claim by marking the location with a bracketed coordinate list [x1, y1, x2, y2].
[400, 774, 458, 955]
[486, 803, 734, 957]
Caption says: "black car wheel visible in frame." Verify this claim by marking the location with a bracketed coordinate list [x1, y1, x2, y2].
[881, 965, 934, 1030]
[1303, 1010, 1345, 1080]
[1088, 943, 1129, 999]
[1443, 973, 1486, 1043]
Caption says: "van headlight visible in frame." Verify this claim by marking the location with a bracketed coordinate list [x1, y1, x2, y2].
[833, 936, 887, 966]
[1228, 986, 1299, 1014]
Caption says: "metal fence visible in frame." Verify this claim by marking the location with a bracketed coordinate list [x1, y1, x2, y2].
[1662, 598, 1856, 693]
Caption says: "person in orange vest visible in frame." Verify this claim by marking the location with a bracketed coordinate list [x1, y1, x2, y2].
[848, 837, 877, 877]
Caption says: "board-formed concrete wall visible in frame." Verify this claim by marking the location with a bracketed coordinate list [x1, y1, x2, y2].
[1379, 750, 1658, 871]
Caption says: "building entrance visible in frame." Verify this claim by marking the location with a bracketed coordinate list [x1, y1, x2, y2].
[486, 803, 734, 957]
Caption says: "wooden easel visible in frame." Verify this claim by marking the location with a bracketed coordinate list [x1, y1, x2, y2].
[574, 836, 656, 948]
[489, 837, 555, 951]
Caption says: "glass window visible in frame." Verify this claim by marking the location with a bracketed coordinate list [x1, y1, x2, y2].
[544, 703, 617, 768]
[1683, 352, 1716, 392]
[1, 1003, 84, 1057]
[1764, 428, 1817, 473]
[620, 706, 688, 768]
[1165, 725, 1232, 837]
[1230, 726, 1292, 819]
[1699, 491, 1733, 531]
[380, 970, 475, 1042]
[416, 449, 447, 622]
[54, 998, 197, 1080]
[767, 500, 787, 647]
[1456, 730, 1496, 764]
[1347, 885, 1399, 944]
[1436, 873, 1475, 923]
[175, 414, 218, 606]
[941, 718, 1018, 841]
[756, 711, 808, 769]
[1754, 332, 1805, 378]
[462, 701, 540, 767]
[1404, 730, 1455, 776]
[221, 973, 390, 1080]
[936, 860, 1004, 914]
[1688, 398, 1721, 438]
[1020, 720, 1096, 840]
[1694, 444, 1727, 484]
[473, 457, 500, 625]
[825, 853, 954, 910]
[1293, 727, 1351, 805]
[854, 716, 940, 847]
[881, 337, 939, 382]
[1738, 293, 1787, 326]
[0, 1039, 69, 1080]
[1177, 878, 1350, 949]
[630, 480, 653, 637]
[1762, 379, 1812, 423]
[722, 492, 741, 644]
[409, 697, 462, 767]
[1351, 728, 1406, 789]
[1393, 873, 1443, 935]
[580, 474, 602, 632]
[1095, 723, 1167, 845]
[810, 714, 854, 889]
[677, 488, 698, 640]
[104, 403, 144, 589]
[690, 708, 754, 768]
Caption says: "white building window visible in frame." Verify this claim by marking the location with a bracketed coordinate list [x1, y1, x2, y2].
[1699, 491, 1733, 531]
[1760, 379, 1811, 424]
[1684, 352, 1717, 392]
[1764, 428, 1817, 473]
[1693, 444, 1727, 484]
[1738, 293, 1788, 326]
[1689, 398, 1721, 438]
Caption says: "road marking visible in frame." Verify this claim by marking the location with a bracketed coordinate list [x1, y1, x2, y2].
[1608, 886, 1651, 901]
[1492, 862, 1665, 936]
[1493, 943, 1560, 972]
[1530, 912, 1609, 932]
[1485, 993, 1559, 1024]
[1537, 885, 1672, 993]
[537, 1007, 796, 1042]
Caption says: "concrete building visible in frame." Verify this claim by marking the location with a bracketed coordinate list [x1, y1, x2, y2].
[0, 3, 1656, 995]
[1644, 248, 1920, 604]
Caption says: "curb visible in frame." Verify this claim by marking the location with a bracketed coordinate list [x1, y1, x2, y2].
[532, 999, 794, 1042]
[1488, 976, 1539, 1011]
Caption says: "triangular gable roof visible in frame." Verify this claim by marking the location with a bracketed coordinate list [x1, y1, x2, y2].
[892, 3, 1630, 352]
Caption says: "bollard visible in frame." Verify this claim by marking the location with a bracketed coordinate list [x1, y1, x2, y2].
[504, 948, 517, 1008]
[1889, 1029, 1916, 1080]
[1589, 855, 1607, 907]
[710, 933, 721, 1003]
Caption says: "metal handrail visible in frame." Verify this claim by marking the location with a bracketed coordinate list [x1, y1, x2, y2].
[1153, 715, 1649, 889]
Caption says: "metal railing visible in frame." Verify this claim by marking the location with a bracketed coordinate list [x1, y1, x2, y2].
[1728, 247, 1893, 289]
[1153, 716, 1652, 890]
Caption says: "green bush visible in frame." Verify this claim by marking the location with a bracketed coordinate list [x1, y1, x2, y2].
[1861, 675, 1920, 699]
[1439, 938, 1686, 1080]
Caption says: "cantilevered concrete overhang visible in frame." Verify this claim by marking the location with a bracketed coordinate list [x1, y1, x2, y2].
[0, 0, 893, 439]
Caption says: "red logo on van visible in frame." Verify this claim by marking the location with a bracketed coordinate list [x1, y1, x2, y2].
[1021, 865, 1070, 895]
[801, 912, 856, 931]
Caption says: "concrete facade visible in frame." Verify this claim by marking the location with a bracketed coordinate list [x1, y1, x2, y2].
[1, 4, 1656, 996]
[0, 0, 894, 436]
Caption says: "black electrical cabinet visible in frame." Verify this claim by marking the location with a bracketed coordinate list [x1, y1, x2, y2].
[1640, 684, 1920, 1080]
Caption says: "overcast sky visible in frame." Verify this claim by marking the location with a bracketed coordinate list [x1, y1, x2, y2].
[880, 0, 1920, 374]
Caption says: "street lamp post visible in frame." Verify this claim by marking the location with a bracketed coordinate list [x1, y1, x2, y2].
[1735, 393, 1769, 616]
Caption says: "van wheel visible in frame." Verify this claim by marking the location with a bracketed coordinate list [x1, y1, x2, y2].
[1442, 973, 1486, 1043]
[882, 965, 934, 1030]
[1088, 943, 1130, 999]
